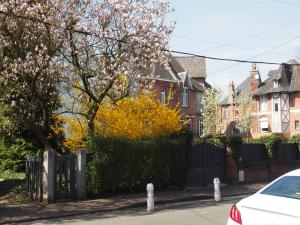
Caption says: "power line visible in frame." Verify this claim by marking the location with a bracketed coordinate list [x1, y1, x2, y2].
[170, 50, 287, 65]
[205, 33, 300, 75]
[274, 0, 300, 7]
[172, 34, 259, 52]
[1, 9, 300, 68]
[203, 19, 300, 52]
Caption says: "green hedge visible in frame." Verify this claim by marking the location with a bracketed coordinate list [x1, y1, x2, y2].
[87, 136, 188, 196]
[0, 138, 38, 172]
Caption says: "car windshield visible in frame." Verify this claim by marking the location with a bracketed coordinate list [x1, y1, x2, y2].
[261, 176, 300, 200]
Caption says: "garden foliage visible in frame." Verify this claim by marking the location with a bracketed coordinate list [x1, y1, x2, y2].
[87, 135, 188, 195]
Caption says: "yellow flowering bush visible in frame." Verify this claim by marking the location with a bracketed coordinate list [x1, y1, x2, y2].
[64, 94, 182, 151]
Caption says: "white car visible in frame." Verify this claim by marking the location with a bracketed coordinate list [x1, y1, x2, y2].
[227, 169, 300, 225]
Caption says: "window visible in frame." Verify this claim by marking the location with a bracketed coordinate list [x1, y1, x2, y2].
[295, 120, 300, 130]
[260, 120, 269, 132]
[196, 93, 203, 112]
[223, 108, 229, 119]
[198, 119, 203, 136]
[275, 103, 279, 112]
[160, 89, 166, 104]
[235, 110, 239, 118]
[182, 87, 189, 107]
[273, 80, 279, 88]
[259, 95, 268, 112]
[170, 90, 174, 100]
[261, 176, 300, 200]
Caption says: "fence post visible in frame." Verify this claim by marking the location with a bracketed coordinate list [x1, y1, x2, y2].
[76, 149, 86, 199]
[43, 149, 55, 203]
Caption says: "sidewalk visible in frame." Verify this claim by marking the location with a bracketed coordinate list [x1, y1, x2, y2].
[0, 182, 266, 224]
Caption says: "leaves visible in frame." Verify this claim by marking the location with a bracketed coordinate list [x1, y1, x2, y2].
[202, 88, 222, 136]
[235, 91, 252, 135]
[64, 94, 182, 151]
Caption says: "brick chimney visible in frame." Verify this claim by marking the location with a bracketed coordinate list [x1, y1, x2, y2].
[228, 81, 235, 104]
[250, 64, 260, 92]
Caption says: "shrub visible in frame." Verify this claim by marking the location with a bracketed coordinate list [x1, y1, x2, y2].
[289, 134, 300, 153]
[219, 135, 242, 165]
[258, 134, 281, 159]
[0, 138, 38, 172]
[87, 136, 187, 196]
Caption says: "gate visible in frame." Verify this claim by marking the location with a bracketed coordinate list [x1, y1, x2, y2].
[26, 156, 43, 201]
[54, 154, 76, 200]
[26, 153, 76, 201]
[186, 141, 227, 187]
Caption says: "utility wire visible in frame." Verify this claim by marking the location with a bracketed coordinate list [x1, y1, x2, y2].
[172, 34, 258, 52]
[203, 19, 300, 52]
[274, 0, 300, 7]
[207, 33, 300, 74]
[1, 9, 300, 68]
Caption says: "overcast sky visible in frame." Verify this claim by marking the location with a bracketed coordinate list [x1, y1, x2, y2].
[169, 0, 300, 94]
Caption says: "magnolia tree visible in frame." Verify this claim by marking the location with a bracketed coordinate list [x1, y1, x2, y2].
[0, 1, 63, 149]
[0, 0, 174, 149]
[59, 0, 174, 136]
[235, 91, 252, 136]
[202, 88, 222, 136]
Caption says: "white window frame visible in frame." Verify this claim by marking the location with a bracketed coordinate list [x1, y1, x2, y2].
[259, 95, 268, 112]
[198, 119, 203, 136]
[259, 120, 269, 133]
[182, 87, 189, 107]
[160, 89, 166, 104]
[273, 80, 279, 88]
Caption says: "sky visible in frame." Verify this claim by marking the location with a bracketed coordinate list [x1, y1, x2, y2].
[168, 0, 300, 95]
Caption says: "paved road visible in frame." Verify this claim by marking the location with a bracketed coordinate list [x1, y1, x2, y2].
[22, 195, 246, 225]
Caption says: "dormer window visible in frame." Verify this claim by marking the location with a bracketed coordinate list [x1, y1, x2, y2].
[273, 80, 279, 88]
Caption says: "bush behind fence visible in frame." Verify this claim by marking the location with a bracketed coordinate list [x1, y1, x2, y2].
[87, 136, 188, 196]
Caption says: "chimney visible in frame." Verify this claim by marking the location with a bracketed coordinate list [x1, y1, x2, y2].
[228, 81, 235, 104]
[250, 64, 260, 92]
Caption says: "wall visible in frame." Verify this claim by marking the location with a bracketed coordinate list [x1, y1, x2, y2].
[242, 162, 300, 182]
[154, 80, 202, 135]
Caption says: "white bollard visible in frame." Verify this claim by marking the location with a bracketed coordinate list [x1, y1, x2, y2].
[239, 170, 245, 182]
[214, 177, 221, 202]
[146, 183, 154, 211]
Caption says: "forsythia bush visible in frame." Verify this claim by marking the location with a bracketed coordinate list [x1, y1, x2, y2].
[64, 94, 182, 151]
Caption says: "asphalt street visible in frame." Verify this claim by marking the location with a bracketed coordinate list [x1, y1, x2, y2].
[22, 195, 247, 225]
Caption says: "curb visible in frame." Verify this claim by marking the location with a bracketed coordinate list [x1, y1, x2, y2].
[0, 191, 257, 224]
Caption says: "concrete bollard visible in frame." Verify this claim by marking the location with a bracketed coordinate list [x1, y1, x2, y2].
[146, 183, 154, 211]
[239, 170, 245, 182]
[214, 177, 221, 202]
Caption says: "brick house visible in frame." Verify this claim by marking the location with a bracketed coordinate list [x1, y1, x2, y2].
[153, 55, 209, 136]
[220, 59, 300, 138]
[219, 64, 259, 135]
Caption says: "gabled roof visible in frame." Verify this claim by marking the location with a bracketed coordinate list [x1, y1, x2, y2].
[220, 76, 251, 105]
[252, 59, 300, 95]
[175, 56, 206, 78]
[155, 55, 207, 92]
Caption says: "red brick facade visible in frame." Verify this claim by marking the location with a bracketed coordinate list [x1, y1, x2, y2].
[154, 79, 203, 136]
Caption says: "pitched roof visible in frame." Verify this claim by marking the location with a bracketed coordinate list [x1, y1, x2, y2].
[154, 55, 207, 92]
[175, 56, 206, 78]
[220, 76, 251, 105]
[252, 59, 300, 95]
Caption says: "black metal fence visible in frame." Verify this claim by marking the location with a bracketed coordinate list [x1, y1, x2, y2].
[25, 156, 43, 201]
[186, 142, 227, 187]
[240, 143, 299, 164]
[276, 144, 299, 160]
[240, 144, 267, 163]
